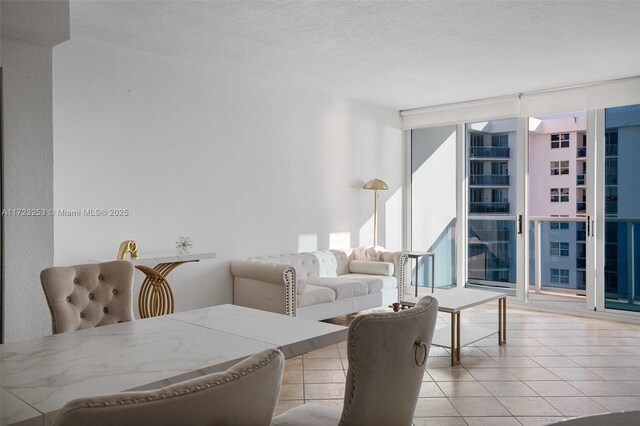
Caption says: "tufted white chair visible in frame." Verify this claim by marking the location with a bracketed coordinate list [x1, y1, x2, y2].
[272, 295, 438, 426]
[41, 260, 134, 334]
[53, 348, 285, 426]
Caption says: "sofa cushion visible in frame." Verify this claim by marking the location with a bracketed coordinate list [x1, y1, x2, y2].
[296, 278, 307, 294]
[297, 285, 335, 308]
[354, 246, 386, 261]
[307, 251, 351, 277]
[349, 260, 394, 276]
[341, 274, 397, 293]
[306, 277, 369, 300]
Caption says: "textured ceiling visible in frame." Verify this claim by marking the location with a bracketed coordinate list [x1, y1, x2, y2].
[69, 0, 640, 110]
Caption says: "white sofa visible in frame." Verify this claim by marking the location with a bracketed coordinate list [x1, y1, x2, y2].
[230, 247, 408, 320]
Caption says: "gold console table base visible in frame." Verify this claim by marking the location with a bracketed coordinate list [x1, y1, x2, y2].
[135, 261, 197, 319]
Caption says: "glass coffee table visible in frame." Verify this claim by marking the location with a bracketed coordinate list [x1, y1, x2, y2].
[400, 287, 507, 366]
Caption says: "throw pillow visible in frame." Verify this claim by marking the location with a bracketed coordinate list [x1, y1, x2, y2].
[354, 245, 386, 261]
[349, 260, 394, 276]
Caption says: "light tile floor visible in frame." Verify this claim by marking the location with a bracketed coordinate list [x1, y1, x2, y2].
[275, 302, 640, 425]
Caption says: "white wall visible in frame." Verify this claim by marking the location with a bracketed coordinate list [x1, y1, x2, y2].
[1, 0, 70, 344]
[1, 36, 55, 342]
[52, 38, 402, 327]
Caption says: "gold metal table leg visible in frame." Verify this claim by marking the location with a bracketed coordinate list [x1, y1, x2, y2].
[136, 261, 197, 319]
[450, 312, 455, 366]
[456, 312, 461, 364]
[498, 297, 507, 345]
[502, 297, 507, 344]
[450, 312, 461, 366]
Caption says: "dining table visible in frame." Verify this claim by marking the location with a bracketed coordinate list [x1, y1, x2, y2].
[0, 304, 347, 425]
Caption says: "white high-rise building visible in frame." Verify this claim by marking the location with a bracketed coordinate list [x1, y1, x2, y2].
[529, 113, 587, 290]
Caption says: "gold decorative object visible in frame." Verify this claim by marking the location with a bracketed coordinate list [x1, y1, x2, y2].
[117, 240, 139, 260]
[363, 178, 388, 246]
[136, 263, 185, 318]
[175, 236, 193, 254]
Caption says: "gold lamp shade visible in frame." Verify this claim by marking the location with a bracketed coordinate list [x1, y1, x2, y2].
[363, 178, 388, 191]
[363, 178, 388, 246]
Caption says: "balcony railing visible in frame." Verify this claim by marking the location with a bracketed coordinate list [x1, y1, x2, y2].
[469, 175, 510, 186]
[469, 146, 510, 158]
[604, 218, 640, 311]
[469, 202, 510, 213]
[577, 146, 587, 158]
[576, 174, 585, 185]
[577, 202, 586, 213]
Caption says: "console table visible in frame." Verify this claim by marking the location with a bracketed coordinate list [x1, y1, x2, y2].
[92, 252, 216, 318]
[130, 253, 216, 318]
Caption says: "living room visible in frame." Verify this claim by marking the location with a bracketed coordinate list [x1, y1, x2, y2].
[2, 1, 640, 425]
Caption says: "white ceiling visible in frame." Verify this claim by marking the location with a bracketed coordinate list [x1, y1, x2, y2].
[69, 0, 640, 111]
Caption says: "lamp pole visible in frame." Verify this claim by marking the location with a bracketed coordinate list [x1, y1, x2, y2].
[363, 178, 388, 247]
[372, 188, 378, 246]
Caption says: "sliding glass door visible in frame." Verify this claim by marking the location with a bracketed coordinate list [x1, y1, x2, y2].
[407, 102, 639, 318]
[527, 112, 591, 308]
[466, 118, 519, 290]
[603, 104, 640, 312]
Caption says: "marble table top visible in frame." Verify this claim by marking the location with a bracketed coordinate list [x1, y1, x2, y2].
[401, 287, 505, 313]
[0, 304, 346, 425]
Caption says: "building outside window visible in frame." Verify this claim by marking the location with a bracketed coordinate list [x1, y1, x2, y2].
[550, 161, 570, 175]
[550, 221, 570, 230]
[550, 268, 570, 285]
[551, 188, 569, 202]
[551, 133, 570, 148]
[492, 134, 508, 147]
[470, 132, 483, 147]
[550, 241, 569, 257]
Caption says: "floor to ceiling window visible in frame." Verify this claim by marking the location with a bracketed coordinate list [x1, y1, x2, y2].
[528, 112, 589, 305]
[466, 118, 518, 289]
[410, 126, 457, 290]
[603, 104, 640, 312]
[403, 78, 640, 319]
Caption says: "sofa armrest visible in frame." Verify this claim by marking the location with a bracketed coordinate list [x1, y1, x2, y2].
[231, 260, 297, 316]
[231, 260, 293, 284]
[379, 251, 408, 302]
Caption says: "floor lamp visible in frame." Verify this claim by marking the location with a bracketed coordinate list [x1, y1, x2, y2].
[363, 178, 388, 246]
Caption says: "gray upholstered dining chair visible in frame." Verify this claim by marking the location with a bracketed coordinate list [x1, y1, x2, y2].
[272, 295, 439, 426]
[53, 348, 285, 426]
[41, 260, 135, 334]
